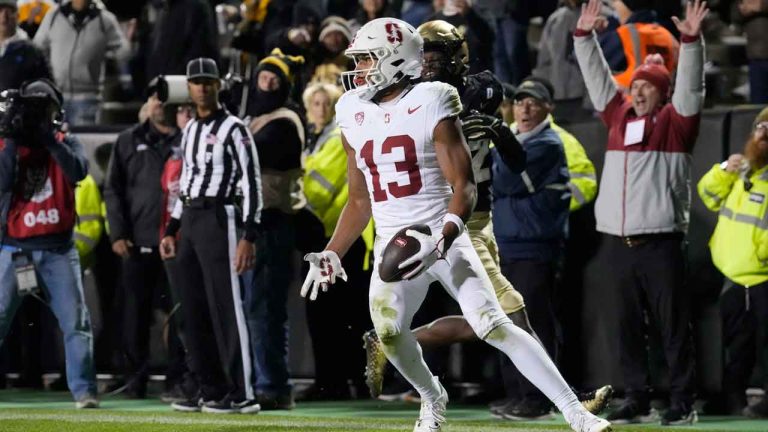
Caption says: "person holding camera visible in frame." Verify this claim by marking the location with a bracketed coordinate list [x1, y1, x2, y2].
[698, 107, 768, 418]
[103, 88, 186, 399]
[0, 78, 97, 409]
[0, 0, 54, 391]
[160, 58, 262, 414]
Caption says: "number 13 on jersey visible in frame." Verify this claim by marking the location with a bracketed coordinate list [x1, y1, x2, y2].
[360, 135, 423, 202]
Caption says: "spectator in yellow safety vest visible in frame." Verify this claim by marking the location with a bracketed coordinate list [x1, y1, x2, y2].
[698, 107, 768, 418]
[296, 81, 374, 402]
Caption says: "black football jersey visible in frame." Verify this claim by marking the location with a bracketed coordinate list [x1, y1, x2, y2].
[460, 71, 503, 212]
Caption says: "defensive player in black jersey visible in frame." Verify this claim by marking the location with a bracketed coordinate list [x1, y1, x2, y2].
[362, 20, 612, 419]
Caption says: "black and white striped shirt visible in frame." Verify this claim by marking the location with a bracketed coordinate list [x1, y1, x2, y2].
[171, 108, 263, 236]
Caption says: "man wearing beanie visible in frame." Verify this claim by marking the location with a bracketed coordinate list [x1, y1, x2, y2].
[317, 16, 353, 70]
[574, 0, 708, 425]
[242, 48, 306, 410]
[596, 0, 679, 90]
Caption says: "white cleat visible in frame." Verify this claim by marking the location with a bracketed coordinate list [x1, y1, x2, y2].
[567, 409, 613, 432]
[413, 380, 448, 432]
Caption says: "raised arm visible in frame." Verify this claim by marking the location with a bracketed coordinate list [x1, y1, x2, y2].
[325, 133, 373, 259]
[671, 0, 708, 117]
[573, 0, 619, 111]
[697, 154, 741, 212]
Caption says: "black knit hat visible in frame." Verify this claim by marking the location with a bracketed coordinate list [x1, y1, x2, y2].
[256, 48, 306, 85]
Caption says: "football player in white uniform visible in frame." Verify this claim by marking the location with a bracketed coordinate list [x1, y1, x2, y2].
[300, 17, 611, 432]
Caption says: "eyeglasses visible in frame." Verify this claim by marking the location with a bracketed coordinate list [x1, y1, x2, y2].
[756, 121, 768, 131]
[513, 99, 545, 110]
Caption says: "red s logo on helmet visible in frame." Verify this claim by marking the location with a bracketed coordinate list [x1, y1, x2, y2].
[385, 22, 403, 44]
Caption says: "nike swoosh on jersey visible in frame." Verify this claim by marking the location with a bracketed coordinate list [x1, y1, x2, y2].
[407, 105, 422, 114]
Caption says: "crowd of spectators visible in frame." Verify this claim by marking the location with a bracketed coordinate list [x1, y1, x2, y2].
[0, 0, 767, 424]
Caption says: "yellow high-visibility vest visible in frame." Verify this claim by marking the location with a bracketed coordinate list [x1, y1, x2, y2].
[303, 125, 374, 270]
[698, 163, 768, 287]
[510, 117, 598, 211]
[74, 174, 103, 268]
[550, 120, 598, 211]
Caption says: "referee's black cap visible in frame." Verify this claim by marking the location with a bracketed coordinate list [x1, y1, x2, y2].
[186, 58, 220, 81]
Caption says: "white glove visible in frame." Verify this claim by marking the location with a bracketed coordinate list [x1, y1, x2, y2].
[397, 230, 448, 280]
[300, 250, 347, 301]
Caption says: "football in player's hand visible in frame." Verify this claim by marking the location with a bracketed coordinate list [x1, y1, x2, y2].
[379, 224, 432, 282]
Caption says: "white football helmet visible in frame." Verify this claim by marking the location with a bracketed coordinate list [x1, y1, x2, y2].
[341, 18, 423, 101]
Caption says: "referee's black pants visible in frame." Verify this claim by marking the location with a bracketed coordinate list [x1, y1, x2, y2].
[174, 202, 253, 402]
[603, 233, 696, 407]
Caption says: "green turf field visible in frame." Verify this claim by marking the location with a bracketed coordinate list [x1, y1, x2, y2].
[0, 389, 767, 432]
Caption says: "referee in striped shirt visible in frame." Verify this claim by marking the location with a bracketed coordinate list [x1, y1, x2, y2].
[160, 58, 262, 414]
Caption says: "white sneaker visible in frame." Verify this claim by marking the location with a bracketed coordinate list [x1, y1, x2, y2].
[413, 380, 448, 432]
[75, 395, 100, 409]
[566, 409, 613, 432]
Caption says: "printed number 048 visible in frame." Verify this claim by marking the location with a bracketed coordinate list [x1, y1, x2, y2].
[23, 209, 60, 227]
[361, 135, 422, 202]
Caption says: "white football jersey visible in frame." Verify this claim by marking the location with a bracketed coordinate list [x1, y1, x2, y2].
[336, 81, 463, 239]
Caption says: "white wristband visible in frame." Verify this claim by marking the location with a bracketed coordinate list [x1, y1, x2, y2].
[442, 213, 465, 237]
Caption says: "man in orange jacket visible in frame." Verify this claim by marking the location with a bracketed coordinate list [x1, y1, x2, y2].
[598, 0, 679, 90]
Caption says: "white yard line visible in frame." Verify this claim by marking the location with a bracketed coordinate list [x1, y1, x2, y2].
[0, 412, 405, 430]
[0, 411, 555, 431]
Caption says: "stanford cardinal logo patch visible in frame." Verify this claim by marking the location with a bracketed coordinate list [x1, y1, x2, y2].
[355, 112, 365, 125]
[385, 22, 403, 44]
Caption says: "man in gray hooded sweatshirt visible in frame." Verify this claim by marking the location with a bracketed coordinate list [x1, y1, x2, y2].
[33, 0, 128, 125]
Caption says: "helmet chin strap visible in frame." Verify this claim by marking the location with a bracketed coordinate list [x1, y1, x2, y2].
[371, 78, 413, 104]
